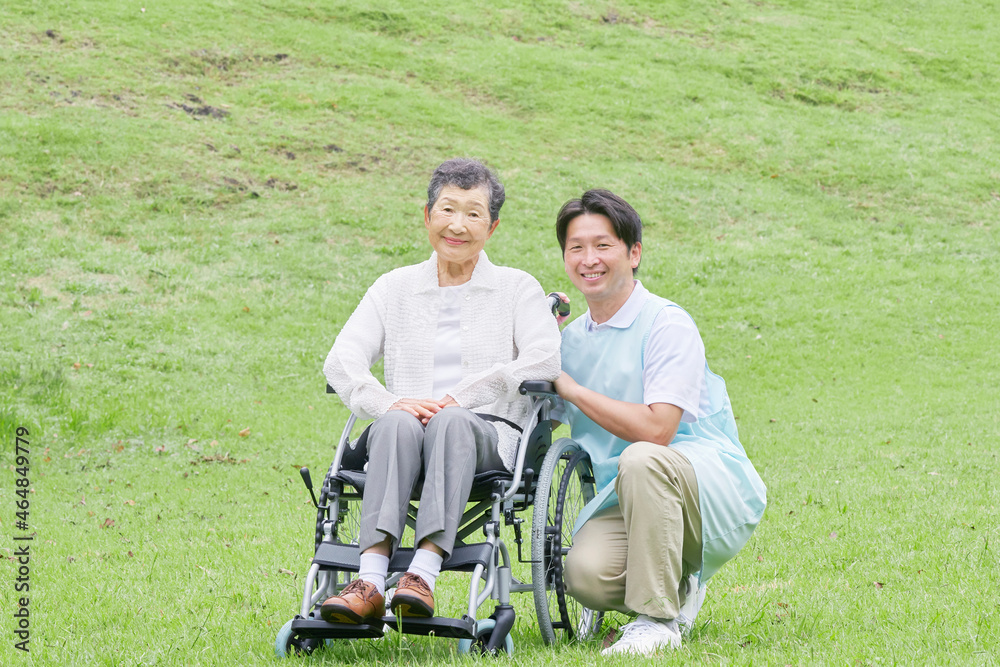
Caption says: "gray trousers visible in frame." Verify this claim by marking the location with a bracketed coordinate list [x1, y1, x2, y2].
[358, 407, 504, 557]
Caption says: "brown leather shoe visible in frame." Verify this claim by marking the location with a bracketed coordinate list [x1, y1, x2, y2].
[320, 579, 385, 624]
[390, 573, 435, 617]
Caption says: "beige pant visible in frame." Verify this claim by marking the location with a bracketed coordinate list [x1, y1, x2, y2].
[563, 442, 702, 621]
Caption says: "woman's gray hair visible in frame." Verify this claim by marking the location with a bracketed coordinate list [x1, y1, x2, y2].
[426, 158, 505, 223]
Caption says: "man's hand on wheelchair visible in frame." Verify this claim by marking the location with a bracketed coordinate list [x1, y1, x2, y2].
[547, 291, 571, 326]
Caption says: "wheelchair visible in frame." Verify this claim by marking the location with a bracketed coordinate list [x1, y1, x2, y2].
[274, 380, 604, 657]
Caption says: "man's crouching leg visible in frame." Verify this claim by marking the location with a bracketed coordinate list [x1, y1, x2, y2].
[616, 441, 702, 622]
[564, 506, 631, 615]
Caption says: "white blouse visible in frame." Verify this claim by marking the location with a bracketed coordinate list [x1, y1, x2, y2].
[431, 284, 467, 399]
[324, 252, 561, 469]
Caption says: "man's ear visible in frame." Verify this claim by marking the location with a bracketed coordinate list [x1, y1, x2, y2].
[630, 241, 642, 270]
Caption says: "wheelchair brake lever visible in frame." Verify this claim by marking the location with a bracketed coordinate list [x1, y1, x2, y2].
[298, 467, 321, 508]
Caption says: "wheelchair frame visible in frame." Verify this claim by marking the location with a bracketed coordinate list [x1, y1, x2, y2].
[274, 382, 600, 657]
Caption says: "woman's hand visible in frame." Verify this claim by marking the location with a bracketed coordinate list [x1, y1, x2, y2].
[437, 395, 459, 409]
[388, 398, 444, 424]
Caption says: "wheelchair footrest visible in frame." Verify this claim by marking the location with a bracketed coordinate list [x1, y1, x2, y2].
[314, 541, 494, 573]
[382, 614, 477, 639]
[291, 612, 384, 639]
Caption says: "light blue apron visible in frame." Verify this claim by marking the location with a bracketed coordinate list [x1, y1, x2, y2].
[561, 294, 767, 581]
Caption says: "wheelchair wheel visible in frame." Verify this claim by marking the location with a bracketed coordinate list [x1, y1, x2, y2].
[531, 439, 602, 644]
[274, 619, 322, 657]
[457, 618, 515, 655]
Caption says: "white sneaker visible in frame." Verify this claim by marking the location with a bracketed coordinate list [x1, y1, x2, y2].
[677, 574, 707, 636]
[600, 615, 681, 656]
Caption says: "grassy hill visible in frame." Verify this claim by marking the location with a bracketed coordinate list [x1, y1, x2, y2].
[1, 1, 997, 664]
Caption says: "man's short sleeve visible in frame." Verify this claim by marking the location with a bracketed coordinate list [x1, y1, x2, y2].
[642, 306, 706, 422]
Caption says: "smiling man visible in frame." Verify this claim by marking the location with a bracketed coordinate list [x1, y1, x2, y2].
[552, 189, 767, 656]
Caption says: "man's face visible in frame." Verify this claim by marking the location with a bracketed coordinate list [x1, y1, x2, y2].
[563, 213, 641, 308]
[424, 185, 496, 264]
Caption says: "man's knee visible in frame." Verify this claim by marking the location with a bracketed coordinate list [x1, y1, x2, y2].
[564, 547, 617, 611]
[619, 441, 688, 480]
[563, 547, 594, 591]
[618, 441, 662, 479]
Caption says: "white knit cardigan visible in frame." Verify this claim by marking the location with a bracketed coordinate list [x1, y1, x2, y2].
[323, 251, 561, 470]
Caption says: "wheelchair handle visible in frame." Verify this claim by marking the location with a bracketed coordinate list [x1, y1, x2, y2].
[546, 292, 570, 319]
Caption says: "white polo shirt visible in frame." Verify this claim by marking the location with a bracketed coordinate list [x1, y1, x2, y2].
[555, 280, 708, 423]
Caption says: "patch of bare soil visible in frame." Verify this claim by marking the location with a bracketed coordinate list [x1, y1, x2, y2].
[169, 94, 230, 119]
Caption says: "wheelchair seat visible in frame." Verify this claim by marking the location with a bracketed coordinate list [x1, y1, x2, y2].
[331, 397, 554, 503]
[333, 468, 515, 502]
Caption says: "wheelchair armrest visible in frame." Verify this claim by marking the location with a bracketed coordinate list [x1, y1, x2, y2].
[519, 380, 557, 396]
[333, 381, 554, 396]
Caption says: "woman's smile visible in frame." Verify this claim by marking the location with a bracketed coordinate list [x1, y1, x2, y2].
[424, 184, 498, 285]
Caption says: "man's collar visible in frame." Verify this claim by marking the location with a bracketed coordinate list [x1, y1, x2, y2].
[583, 280, 648, 331]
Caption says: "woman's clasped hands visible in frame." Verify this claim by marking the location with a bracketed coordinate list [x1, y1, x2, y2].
[388, 396, 460, 424]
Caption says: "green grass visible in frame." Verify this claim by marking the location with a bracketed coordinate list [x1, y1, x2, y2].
[2, 0, 999, 664]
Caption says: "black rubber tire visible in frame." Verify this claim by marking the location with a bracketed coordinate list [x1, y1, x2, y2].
[531, 439, 602, 644]
[314, 460, 363, 553]
[313, 478, 331, 553]
[275, 619, 322, 657]
[458, 618, 514, 655]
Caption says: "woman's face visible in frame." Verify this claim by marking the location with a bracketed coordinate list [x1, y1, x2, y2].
[424, 185, 497, 265]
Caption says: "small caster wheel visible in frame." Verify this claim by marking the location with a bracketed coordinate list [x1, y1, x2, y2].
[274, 619, 322, 657]
[457, 618, 514, 655]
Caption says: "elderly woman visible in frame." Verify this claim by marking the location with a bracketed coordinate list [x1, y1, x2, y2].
[321, 158, 561, 624]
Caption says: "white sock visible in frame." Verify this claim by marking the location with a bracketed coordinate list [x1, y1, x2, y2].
[358, 553, 389, 596]
[406, 548, 444, 592]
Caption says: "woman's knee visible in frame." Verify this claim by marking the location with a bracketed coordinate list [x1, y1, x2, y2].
[426, 406, 474, 429]
[424, 408, 477, 449]
[367, 410, 424, 455]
